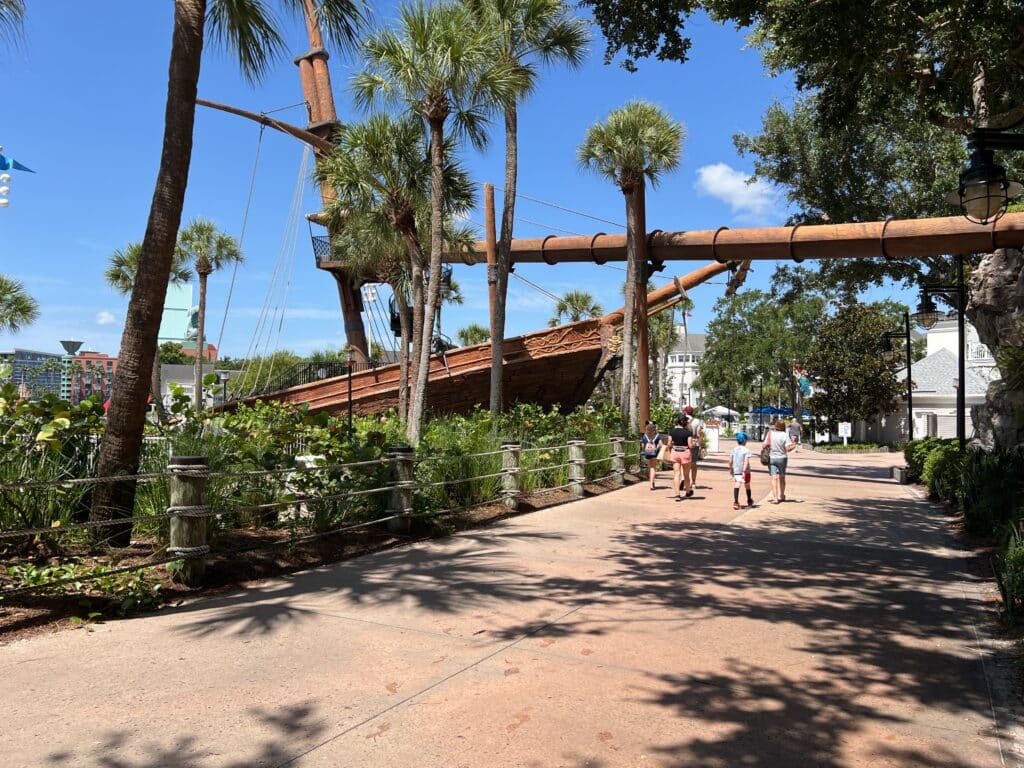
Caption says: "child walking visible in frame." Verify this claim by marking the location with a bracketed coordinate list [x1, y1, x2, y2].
[729, 431, 754, 510]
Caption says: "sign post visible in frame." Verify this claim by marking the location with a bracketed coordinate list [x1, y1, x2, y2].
[838, 421, 852, 447]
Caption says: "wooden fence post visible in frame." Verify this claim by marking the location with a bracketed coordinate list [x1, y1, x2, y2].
[167, 455, 209, 587]
[568, 440, 586, 498]
[610, 436, 625, 485]
[387, 446, 415, 533]
[501, 441, 521, 510]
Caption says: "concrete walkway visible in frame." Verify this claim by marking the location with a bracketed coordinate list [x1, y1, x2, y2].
[3, 449, 1015, 767]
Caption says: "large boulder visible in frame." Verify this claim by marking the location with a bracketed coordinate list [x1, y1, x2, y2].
[969, 247, 1024, 449]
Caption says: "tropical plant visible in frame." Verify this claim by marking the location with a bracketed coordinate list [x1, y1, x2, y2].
[0, 274, 38, 335]
[319, 112, 475, 423]
[353, 0, 525, 444]
[465, 0, 589, 417]
[457, 323, 490, 346]
[176, 218, 243, 410]
[578, 100, 684, 432]
[104, 242, 194, 419]
[92, 0, 365, 540]
[548, 289, 603, 327]
[0, 0, 23, 45]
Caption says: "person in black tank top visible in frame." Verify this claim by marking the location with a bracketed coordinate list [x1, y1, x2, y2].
[667, 415, 694, 500]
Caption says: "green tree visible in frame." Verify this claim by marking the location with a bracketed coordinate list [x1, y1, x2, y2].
[457, 322, 490, 346]
[93, 0, 365, 535]
[158, 341, 188, 365]
[319, 112, 475, 422]
[0, 275, 38, 335]
[104, 242, 193, 420]
[695, 290, 825, 414]
[578, 100, 684, 432]
[548, 289, 603, 326]
[353, 0, 524, 444]
[466, 0, 589, 417]
[806, 303, 905, 427]
[176, 218, 244, 410]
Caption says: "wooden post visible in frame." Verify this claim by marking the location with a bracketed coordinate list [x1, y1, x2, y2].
[484, 183, 498, 337]
[568, 440, 586, 498]
[387, 446, 415, 533]
[167, 455, 209, 587]
[636, 184, 651, 427]
[610, 436, 625, 485]
[501, 441, 521, 510]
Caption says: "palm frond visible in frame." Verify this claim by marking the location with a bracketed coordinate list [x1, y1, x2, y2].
[0, 273, 39, 334]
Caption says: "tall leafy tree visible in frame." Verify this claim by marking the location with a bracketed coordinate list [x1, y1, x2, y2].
[457, 322, 490, 346]
[547, 289, 603, 326]
[318, 112, 475, 422]
[176, 219, 244, 410]
[695, 290, 825, 414]
[806, 303, 904, 427]
[353, 0, 524, 443]
[578, 100, 683, 432]
[0, 275, 38, 335]
[104, 242, 194, 418]
[93, 0, 365, 538]
[465, 0, 589, 417]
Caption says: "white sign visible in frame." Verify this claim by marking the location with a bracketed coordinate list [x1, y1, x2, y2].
[838, 422, 852, 438]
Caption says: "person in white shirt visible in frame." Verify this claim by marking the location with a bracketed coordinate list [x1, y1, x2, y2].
[683, 405, 703, 490]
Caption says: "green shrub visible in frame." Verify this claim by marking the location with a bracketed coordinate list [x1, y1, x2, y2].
[957, 448, 1024, 536]
[922, 442, 963, 502]
[904, 437, 943, 481]
[997, 534, 1024, 623]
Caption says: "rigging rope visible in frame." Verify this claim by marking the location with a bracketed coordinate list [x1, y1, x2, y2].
[481, 182, 626, 229]
[215, 124, 264, 356]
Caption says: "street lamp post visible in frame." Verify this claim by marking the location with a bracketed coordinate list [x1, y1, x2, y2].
[216, 370, 231, 406]
[758, 375, 765, 441]
[947, 129, 1024, 224]
[881, 311, 914, 442]
[911, 254, 966, 449]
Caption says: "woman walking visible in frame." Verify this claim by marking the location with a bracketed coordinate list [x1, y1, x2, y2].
[764, 419, 797, 503]
[640, 420, 663, 490]
[667, 414, 695, 501]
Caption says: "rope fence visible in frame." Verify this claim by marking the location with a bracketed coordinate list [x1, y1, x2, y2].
[1, 436, 635, 597]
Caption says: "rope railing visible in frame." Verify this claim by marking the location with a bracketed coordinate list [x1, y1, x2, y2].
[1, 437, 635, 597]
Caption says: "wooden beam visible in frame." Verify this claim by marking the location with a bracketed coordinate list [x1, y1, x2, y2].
[448, 212, 1024, 265]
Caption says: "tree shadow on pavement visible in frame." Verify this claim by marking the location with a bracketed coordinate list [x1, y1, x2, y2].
[43, 701, 325, 768]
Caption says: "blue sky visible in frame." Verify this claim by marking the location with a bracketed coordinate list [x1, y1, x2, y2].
[0, 2, 909, 358]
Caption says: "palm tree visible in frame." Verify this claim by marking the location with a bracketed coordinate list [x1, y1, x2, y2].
[457, 322, 490, 346]
[318, 113, 475, 421]
[578, 100, 684, 432]
[92, 0, 365, 538]
[353, 0, 525, 444]
[0, 0, 23, 45]
[548, 289, 603, 326]
[0, 274, 38, 335]
[176, 219, 244, 410]
[104, 242, 194, 419]
[466, 0, 588, 418]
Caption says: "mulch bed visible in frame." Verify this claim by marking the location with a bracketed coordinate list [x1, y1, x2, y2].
[0, 474, 641, 644]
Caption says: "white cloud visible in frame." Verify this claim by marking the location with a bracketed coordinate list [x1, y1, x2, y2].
[95, 310, 117, 326]
[694, 163, 782, 224]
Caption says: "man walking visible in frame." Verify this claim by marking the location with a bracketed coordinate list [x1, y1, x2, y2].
[787, 417, 803, 447]
[684, 405, 703, 490]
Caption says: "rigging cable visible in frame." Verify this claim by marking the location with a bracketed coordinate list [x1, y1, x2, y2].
[215, 124, 264, 356]
[481, 183, 626, 229]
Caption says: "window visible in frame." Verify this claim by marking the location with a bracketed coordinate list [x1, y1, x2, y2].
[967, 342, 992, 361]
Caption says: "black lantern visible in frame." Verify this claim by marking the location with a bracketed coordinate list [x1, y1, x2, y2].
[947, 130, 1024, 225]
[910, 292, 941, 330]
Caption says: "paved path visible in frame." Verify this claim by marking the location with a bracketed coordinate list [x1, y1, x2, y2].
[3, 449, 1015, 767]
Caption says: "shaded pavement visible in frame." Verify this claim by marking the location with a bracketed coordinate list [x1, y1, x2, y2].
[2, 449, 1018, 767]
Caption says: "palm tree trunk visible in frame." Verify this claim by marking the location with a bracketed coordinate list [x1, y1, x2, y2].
[194, 269, 208, 411]
[491, 104, 518, 418]
[395, 288, 411, 422]
[634, 182, 650, 428]
[408, 117, 446, 445]
[620, 185, 638, 433]
[401, 227, 425, 419]
[90, 0, 207, 543]
[151, 357, 167, 422]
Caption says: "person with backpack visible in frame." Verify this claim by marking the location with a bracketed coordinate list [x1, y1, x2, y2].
[640, 420, 663, 490]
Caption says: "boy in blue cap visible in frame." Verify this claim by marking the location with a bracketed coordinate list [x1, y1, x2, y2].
[729, 432, 754, 510]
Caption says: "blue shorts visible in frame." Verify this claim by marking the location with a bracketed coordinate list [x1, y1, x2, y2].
[769, 457, 788, 476]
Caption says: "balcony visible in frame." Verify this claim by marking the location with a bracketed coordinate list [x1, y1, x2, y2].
[311, 234, 334, 266]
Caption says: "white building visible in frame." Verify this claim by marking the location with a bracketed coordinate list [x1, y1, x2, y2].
[664, 330, 705, 408]
[868, 315, 1000, 443]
